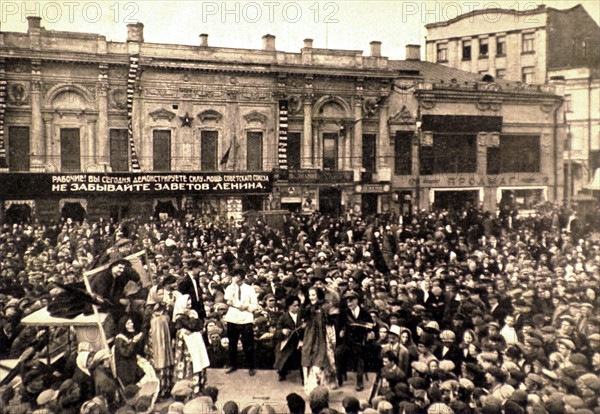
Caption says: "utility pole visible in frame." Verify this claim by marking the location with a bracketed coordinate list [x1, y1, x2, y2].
[567, 123, 572, 208]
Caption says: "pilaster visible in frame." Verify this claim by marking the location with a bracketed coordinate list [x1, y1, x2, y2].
[97, 64, 109, 166]
[302, 93, 313, 168]
[30, 59, 44, 169]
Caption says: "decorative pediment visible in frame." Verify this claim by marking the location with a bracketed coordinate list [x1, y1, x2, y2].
[243, 111, 267, 125]
[149, 108, 176, 121]
[197, 109, 222, 123]
[389, 105, 414, 125]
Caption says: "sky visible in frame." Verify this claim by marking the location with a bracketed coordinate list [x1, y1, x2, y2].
[1, 0, 599, 59]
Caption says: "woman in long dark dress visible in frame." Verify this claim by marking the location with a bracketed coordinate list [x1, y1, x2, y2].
[114, 315, 145, 387]
[301, 286, 336, 394]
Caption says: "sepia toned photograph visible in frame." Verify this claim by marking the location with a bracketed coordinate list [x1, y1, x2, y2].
[0, 1, 599, 412]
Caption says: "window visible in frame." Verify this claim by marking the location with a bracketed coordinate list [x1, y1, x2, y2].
[419, 146, 434, 175]
[323, 133, 338, 170]
[496, 69, 506, 79]
[479, 38, 489, 57]
[153, 130, 171, 171]
[493, 135, 540, 173]
[287, 132, 301, 170]
[247, 131, 263, 171]
[436, 43, 448, 62]
[522, 66, 535, 83]
[362, 134, 376, 174]
[462, 39, 472, 60]
[394, 131, 413, 175]
[574, 38, 589, 58]
[8, 126, 29, 172]
[200, 130, 218, 171]
[431, 134, 477, 173]
[522, 32, 535, 53]
[496, 36, 506, 56]
[109, 129, 128, 172]
[60, 128, 81, 172]
[501, 188, 545, 210]
[565, 94, 572, 112]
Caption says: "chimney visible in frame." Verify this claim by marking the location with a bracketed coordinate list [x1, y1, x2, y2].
[303, 38, 313, 49]
[127, 23, 144, 43]
[27, 16, 42, 31]
[199, 34, 208, 47]
[262, 34, 276, 51]
[406, 44, 421, 60]
[370, 41, 382, 57]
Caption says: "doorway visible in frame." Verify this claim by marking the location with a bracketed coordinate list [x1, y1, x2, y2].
[319, 188, 342, 215]
[61, 202, 86, 222]
[361, 194, 378, 217]
[154, 200, 177, 219]
[4, 203, 32, 224]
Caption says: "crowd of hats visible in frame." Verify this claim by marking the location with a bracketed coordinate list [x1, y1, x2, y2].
[0, 204, 599, 413]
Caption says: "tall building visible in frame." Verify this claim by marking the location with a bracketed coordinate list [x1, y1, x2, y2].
[0, 16, 565, 223]
[425, 4, 600, 203]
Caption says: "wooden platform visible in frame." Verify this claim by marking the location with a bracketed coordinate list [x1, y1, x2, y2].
[154, 368, 376, 413]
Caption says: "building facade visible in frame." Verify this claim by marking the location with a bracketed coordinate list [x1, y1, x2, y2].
[424, 4, 600, 203]
[0, 16, 565, 223]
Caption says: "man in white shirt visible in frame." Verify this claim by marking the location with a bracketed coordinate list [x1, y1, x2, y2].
[500, 315, 519, 346]
[223, 269, 258, 375]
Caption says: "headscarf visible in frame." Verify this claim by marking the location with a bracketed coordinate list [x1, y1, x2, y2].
[146, 285, 163, 306]
[76, 350, 92, 376]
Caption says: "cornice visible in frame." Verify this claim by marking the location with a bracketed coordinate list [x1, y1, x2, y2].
[0, 50, 129, 66]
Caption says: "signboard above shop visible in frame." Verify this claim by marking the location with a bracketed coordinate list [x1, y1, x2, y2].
[287, 169, 354, 184]
[0, 172, 273, 197]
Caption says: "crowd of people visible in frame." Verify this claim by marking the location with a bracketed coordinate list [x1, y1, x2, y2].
[0, 201, 599, 414]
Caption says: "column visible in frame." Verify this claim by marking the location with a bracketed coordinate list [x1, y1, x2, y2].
[97, 64, 109, 167]
[353, 100, 362, 181]
[342, 122, 352, 171]
[312, 121, 323, 168]
[43, 115, 53, 170]
[30, 60, 44, 169]
[302, 95, 313, 168]
[377, 100, 390, 180]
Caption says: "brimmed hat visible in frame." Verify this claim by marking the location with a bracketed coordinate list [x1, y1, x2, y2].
[427, 403, 454, 414]
[389, 324, 401, 337]
[557, 338, 576, 351]
[91, 349, 112, 366]
[171, 380, 194, 398]
[36, 389, 59, 406]
[578, 373, 600, 391]
[439, 360, 455, 372]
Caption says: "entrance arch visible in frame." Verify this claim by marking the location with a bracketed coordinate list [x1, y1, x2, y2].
[61, 202, 86, 222]
[4, 203, 32, 224]
[154, 200, 177, 219]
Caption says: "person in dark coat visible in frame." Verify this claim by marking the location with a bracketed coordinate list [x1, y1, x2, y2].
[273, 295, 304, 382]
[335, 290, 375, 391]
[176, 260, 206, 322]
[114, 315, 145, 387]
[90, 259, 140, 322]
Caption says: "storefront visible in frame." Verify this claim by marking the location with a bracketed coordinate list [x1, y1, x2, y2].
[273, 169, 354, 215]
